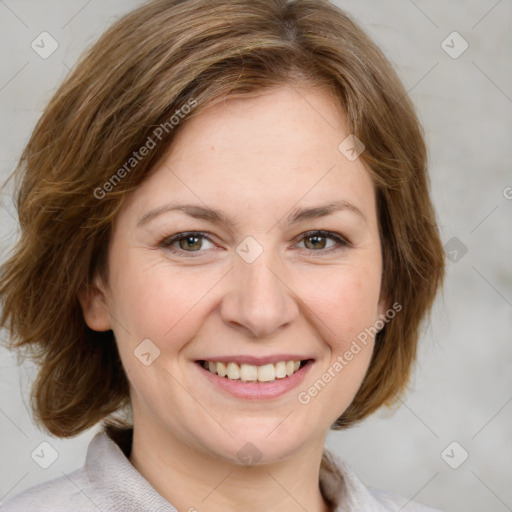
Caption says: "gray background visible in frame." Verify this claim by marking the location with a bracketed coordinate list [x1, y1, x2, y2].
[0, 1, 511, 511]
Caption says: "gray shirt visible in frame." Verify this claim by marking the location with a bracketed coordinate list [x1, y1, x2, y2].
[1, 428, 441, 511]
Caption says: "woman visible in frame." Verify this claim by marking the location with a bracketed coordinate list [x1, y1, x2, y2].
[0, 0, 445, 510]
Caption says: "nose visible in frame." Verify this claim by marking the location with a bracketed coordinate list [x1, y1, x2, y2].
[219, 245, 299, 338]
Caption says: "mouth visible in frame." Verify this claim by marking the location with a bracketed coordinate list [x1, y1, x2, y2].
[194, 358, 314, 400]
[197, 359, 311, 383]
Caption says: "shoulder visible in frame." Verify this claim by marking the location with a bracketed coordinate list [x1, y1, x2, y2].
[321, 449, 442, 512]
[0, 467, 95, 511]
[1, 429, 175, 512]
[368, 486, 442, 512]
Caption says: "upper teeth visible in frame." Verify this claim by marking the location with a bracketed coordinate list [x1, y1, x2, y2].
[203, 360, 302, 382]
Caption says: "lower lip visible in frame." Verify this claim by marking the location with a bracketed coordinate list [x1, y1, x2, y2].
[195, 360, 314, 400]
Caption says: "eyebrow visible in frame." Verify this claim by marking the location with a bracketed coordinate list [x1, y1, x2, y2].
[136, 200, 366, 229]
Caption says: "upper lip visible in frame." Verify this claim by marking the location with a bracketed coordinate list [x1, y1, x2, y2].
[197, 355, 314, 366]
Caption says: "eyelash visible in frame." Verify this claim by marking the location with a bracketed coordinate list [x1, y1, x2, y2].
[159, 230, 351, 258]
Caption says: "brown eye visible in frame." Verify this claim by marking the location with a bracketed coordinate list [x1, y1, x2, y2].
[303, 234, 330, 250]
[295, 230, 350, 256]
[177, 234, 203, 251]
[162, 232, 215, 254]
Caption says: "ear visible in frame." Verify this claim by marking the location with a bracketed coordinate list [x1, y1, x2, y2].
[375, 290, 391, 334]
[78, 275, 112, 332]
[377, 295, 388, 320]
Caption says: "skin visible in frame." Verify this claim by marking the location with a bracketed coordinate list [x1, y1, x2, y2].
[80, 85, 387, 512]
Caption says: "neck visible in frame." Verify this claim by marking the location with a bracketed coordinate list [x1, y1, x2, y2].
[128, 421, 332, 512]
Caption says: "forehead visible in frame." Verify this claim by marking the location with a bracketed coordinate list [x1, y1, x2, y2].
[119, 85, 377, 228]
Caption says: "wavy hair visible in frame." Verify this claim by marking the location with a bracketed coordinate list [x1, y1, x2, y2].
[0, 0, 444, 439]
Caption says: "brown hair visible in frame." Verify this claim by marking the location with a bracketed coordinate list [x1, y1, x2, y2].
[0, 0, 444, 438]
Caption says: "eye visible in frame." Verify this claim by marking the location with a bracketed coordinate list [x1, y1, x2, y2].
[161, 232, 215, 255]
[295, 230, 350, 255]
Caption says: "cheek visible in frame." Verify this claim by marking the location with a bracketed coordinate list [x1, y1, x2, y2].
[111, 247, 382, 346]
[109, 253, 221, 352]
[295, 267, 381, 425]
[304, 262, 382, 345]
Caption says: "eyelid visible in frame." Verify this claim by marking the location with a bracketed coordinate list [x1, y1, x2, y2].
[291, 230, 351, 257]
[294, 229, 351, 247]
[160, 231, 217, 256]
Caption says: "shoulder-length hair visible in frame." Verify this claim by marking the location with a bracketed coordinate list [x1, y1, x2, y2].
[0, 0, 444, 438]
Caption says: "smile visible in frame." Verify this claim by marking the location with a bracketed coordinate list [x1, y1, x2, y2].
[200, 359, 307, 383]
[195, 358, 315, 400]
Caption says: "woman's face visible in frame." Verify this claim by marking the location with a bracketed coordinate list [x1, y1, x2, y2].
[82, 85, 386, 464]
